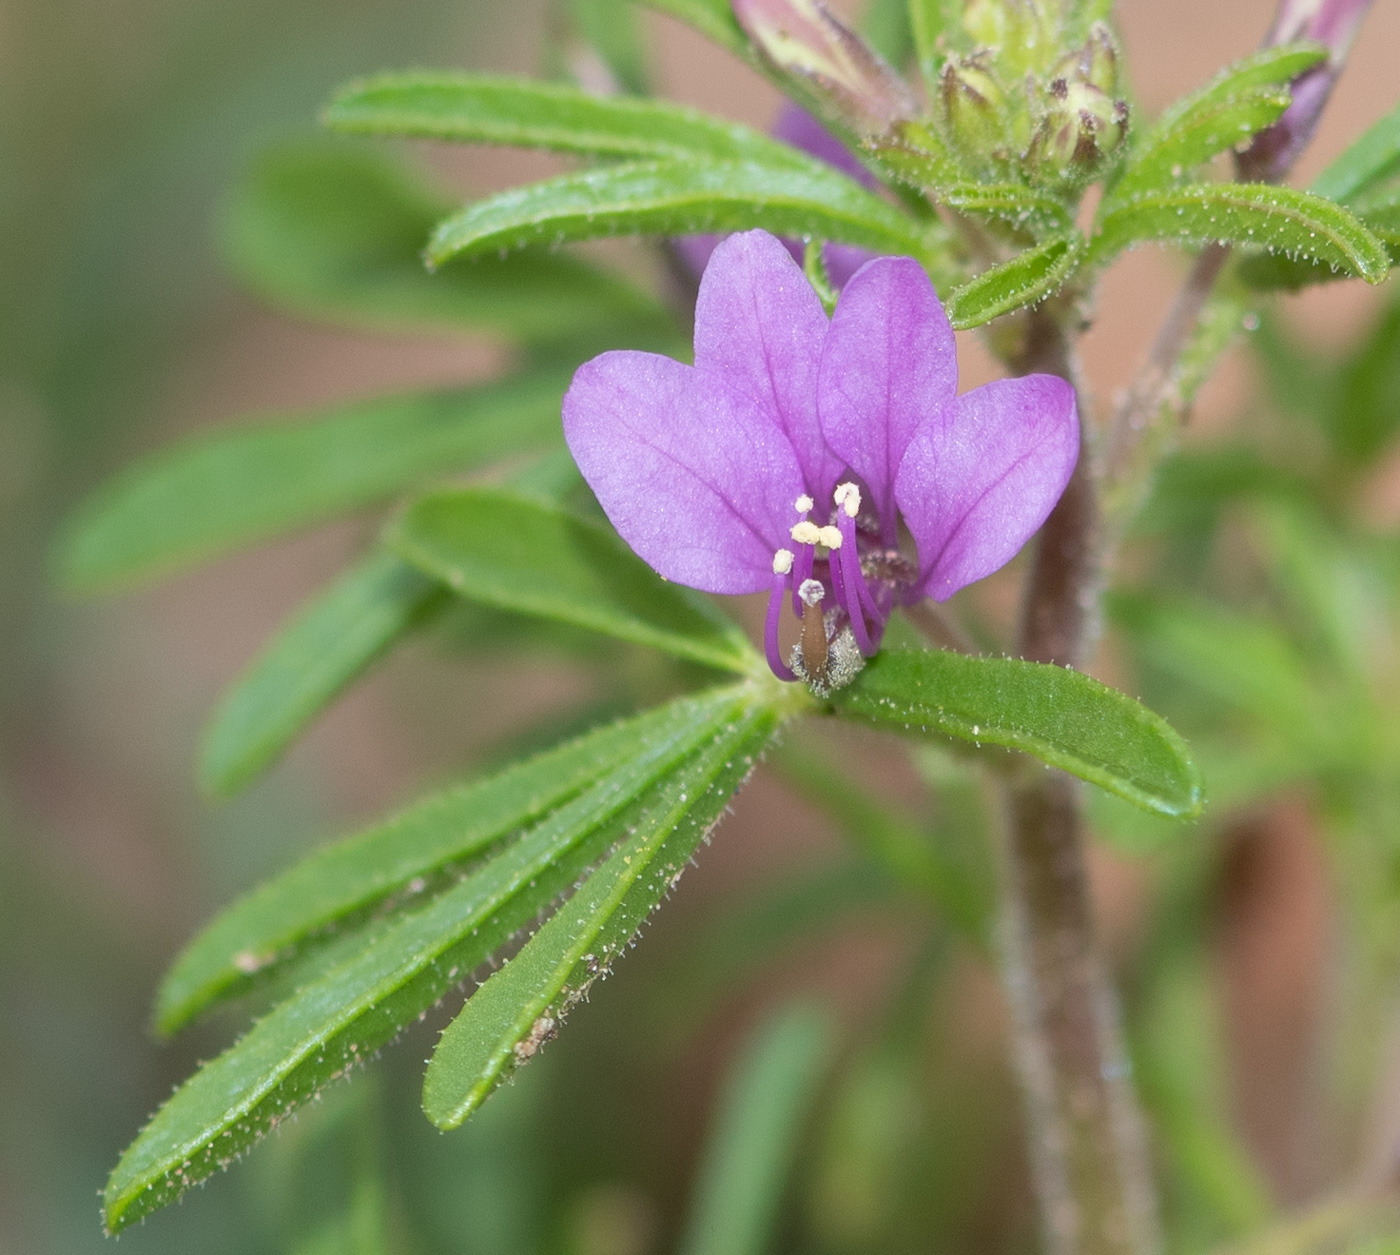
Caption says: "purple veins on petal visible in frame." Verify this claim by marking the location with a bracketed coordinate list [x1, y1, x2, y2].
[694, 231, 837, 503]
[563, 226, 1080, 687]
[562, 350, 806, 595]
[819, 256, 959, 544]
[894, 374, 1079, 602]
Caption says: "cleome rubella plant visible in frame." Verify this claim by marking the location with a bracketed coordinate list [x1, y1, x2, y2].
[59, 0, 1400, 1251]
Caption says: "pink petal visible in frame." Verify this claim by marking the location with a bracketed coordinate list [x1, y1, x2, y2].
[894, 374, 1079, 602]
[563, 351, 808, 595]
[693, 230, 838, 502]
[819, 256, 958, 539]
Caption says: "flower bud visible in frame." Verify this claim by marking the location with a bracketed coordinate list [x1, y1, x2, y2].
[963, 0, 1060, 77]
[1026, 79, 1128, 184]
[732, 0, 915, 135]
[1052, 21, 1120, 98]
[939, 54, 1011, 165]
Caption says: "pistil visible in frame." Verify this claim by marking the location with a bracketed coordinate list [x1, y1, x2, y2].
[797, 577, 829, 682]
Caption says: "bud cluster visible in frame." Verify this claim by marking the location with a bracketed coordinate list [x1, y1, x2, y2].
[939, 15, 1130, 188]
[734, 0, 1133, 198]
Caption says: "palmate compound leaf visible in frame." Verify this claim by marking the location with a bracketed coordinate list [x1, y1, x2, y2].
[224, 142, 668, 339]
[324, 73, 811, 170]
[831, 648, 1204, 818]
[110, 684, 775, 1232]
[945, 231, 1084, 329]
[199, 550, 446, 797]
[1109, 44, 1325, 202]
[1087, 183, 1390, 285]
[57, 373, 570, 593]
[421, 699, 780, 1128]
[158, 688, 750, 1035]
[390, 486, 758, 674]
[425, 159, 948, 275]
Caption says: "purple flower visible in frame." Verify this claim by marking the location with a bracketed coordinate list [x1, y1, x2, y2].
[563, 230, 1079, 688]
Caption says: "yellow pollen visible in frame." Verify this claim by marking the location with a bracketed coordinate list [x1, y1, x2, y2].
[818, 525, 843, 550]
[772, 548, 794, 575]
[790, 520, 822, 546]
[835, 482, 861, 517]
[794, 494, 814, 513]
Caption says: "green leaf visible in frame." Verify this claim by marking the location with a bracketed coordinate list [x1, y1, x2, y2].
[325, 73, 808, 169]
[157, 688, 747, 1035]
[421, 699, 779, 1128]
[1310, 99, 1400, 204]
[1151, 44, 1326, 138]
[637, 0, 749, 55]
[426, 159, 944, 271]
[1111, 87, 1293, 202]
[108, 687, 759, 1231]
[946, 231, 1083, 328]
[223, 142, 666, 338]
[676, 1004, 835, 1255]
[865, 139, 1072, 236]
[199, 551, 445, 797]
[1089, 183, 1390, 283]
[58, 374, 569, 592]
[391, 486, 757, 672]
[831, 648, 1204, 818]
[1112, 44, 1325, 202]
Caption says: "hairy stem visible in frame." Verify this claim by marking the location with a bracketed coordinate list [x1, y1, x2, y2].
[1100, 242, 1232, 545]
[990, 311, 1161, 1255]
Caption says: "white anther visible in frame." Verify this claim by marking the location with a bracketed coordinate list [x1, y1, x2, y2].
[794, 494, 814, 513]
[790, 520, 822, 546]
[834, 481, 861, 517]
[772, 548, 794, 575]
[798, 578, 826, 607]
[817, 525, 843, 550]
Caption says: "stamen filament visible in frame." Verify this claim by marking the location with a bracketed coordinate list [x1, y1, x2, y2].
[835, 508, 876, 655]
[764, 566, 797, 682]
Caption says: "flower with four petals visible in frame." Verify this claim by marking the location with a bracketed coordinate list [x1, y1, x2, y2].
[563, 229, 1080, 690]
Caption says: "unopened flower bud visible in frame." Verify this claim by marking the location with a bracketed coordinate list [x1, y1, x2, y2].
[964, 0, 1059, 61]
[1027, 80, 1128, 183]
[940, 54, 1011, 164]
[1052, 21, 1120, 98]
[732, 0, 915, 135]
